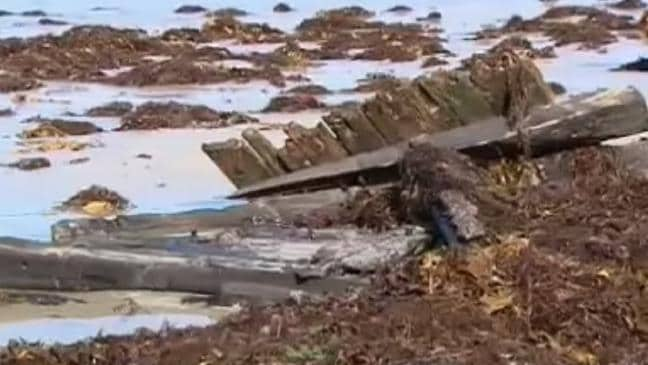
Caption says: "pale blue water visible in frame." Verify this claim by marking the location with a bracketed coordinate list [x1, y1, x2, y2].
[0, 314, 213, 346]
[0, 0, 647, 240]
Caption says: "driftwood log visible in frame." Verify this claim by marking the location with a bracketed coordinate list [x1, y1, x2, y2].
[231, 87, 648, 199]
[0, 226, 427, 305]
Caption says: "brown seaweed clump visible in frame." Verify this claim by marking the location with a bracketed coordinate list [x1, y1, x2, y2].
[117, 101, 258, 130]
[59, 185, 131, 216]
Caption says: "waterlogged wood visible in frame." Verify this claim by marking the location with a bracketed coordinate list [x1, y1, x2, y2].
[0, 226, 426, 304]
[232, 88, 648, 198]
[51, 188, 355, 243]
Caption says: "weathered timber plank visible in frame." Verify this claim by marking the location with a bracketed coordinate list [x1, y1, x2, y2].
[231, 88, 648, 199]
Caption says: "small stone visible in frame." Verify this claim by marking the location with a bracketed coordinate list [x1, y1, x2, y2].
[273, 2, 294, 12]
[136, 153, 153, 159]
[0, 10, 14, 16]
[174, 5, 208, 14]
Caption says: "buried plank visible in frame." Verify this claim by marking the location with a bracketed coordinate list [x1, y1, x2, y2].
[0, 227, 425, 304]
[51, 187, 357, 243]
[231, 87, 648, 199]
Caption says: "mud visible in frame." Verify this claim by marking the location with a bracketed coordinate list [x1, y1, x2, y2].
[59, 185, 131, 213]
[262, 95, 326, 112]
[117, 101, 258, 130]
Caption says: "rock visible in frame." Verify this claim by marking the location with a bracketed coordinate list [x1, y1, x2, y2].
[0, 73, 42, 93]
[86, 101, 134, 117]
[20, 119, 103, 138]
[0, 108, 13, 116]
[548, 82, 567, 95]
[38, 18, 68, 26]
[613, 57, 648, 72]
[417, 11, 442, 21]
[174, 5, 208, 14]
[609, 0, 646, 9]
[118, 101, 258, 130]
[5, 157, 51, 171]
[135, 153, 152, 160]
[0, 10, 14, 16]
[207, 7, 250, 18]
[21, 10, 47, 17]
[59, 185, 131, 213]
[286, 84, 330, 95]
[262, 95, 326, 112]
[386, 5, 413, 13]
[273, 3, 294, 12]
